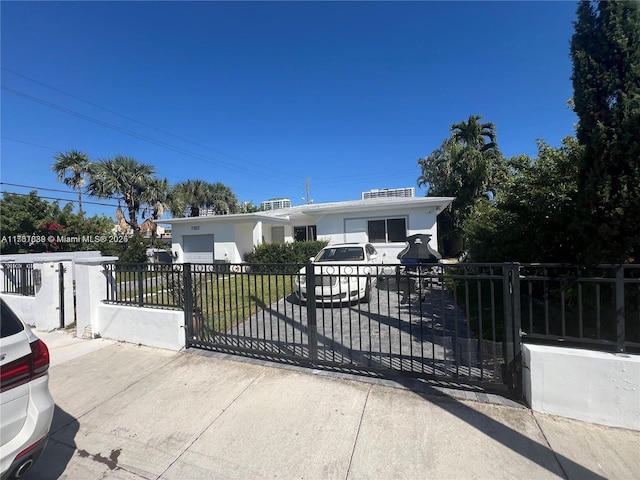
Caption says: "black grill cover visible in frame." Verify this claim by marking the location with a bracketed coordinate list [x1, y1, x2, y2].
[397, 234, 442, 266]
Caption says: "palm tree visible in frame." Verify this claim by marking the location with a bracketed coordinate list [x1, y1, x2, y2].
[209, 182, 239, 215]
[87, 156, 156, 232]
[417, 115, 506, 256]
[51, 150, 92, 215]
[450, 115, 497, 152]
[168, 180, 238, 217]
[141, 178, 170, 239]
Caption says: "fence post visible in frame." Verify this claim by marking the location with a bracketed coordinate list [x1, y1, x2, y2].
[183, 263, 194, 346]
[502, 263, 514, 384]
[511, 263, 522, 396]
[20, 264, 28, 296]
[137, 265, 144, 307]
[615, 265, 625, 353]
[305, 261, 318, 362]
[58, 262, 65, 328]
[502, 262, 522, 396]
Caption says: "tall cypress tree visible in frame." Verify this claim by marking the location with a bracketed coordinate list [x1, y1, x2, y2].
[570, 0, 640, 263]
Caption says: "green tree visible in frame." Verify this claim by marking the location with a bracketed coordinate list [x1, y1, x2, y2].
[51, 150, 93, 216]
[209, 182, 239, 215]
[571, 0, 640, 263]
[450, 115, 497, 152]
[87, 156, 157, 232]
[417, 114, 506, 254]
[1, 192, 59, 253]
[169, 180, 210, 217]
[0, 191, 112, 254]
[141, 177, 170, 240]
[464, 137, 583, 262]
[239, 201, 260, 213]
[168, 180, 238, 217]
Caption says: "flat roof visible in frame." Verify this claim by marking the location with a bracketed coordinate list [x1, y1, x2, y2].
[162, 196, 453, 224]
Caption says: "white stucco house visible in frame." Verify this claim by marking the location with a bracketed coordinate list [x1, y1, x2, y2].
[163, 196, 454, 264]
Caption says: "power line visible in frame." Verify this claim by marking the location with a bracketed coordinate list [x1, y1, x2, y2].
[1, 181, 93, 196]
[0, 190, 120, 209]
[3, 71, 426, 198]
[2, 67, 269, 169]
[2, 69, 297, 183]
[0, 136, 61, 152]
[2, 69, 425, 197]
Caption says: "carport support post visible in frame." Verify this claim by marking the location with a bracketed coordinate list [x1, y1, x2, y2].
[305, 261, 318, 362]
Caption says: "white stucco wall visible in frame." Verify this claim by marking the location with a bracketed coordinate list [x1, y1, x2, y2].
[316, 206, 440, 263]
[166, 199, 450, 264]
[96, 303, 185, 351]
[523, 344, 640, 431]
[32, 261, 63, 330]
[236, 222, 255, 260]
[74, 257, 118, 338]
[210, 223, 237, 262]
[0, 293, 36, 327]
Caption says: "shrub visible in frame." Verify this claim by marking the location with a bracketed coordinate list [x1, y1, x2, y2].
[244, 240, 328, 265]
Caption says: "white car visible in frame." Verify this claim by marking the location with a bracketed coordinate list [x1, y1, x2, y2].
[296, 243, 382, 304]
[1, 300, 55, 480]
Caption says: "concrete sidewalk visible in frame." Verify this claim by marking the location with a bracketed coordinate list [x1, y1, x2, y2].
[31, 330, 639, 479]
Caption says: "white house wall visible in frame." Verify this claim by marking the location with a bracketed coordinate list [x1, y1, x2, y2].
[316, 206, 440, 263]
[236, 222, 255, 261]
[171, 221, 236, 263]
[167, 199, 451, 264]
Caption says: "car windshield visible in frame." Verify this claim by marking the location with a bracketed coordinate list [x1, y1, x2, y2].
[316, 247, 365, 262]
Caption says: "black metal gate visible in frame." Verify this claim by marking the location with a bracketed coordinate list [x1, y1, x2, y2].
[183, 262, 522, 392]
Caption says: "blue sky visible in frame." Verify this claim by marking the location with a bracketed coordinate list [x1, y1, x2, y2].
[1, 1, 579, 220]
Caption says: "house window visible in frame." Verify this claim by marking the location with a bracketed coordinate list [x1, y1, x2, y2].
[367, 218, 406, 243]
[294, 225, 317, 242]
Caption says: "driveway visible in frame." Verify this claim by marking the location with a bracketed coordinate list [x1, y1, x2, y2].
[198, 275, 502, 383]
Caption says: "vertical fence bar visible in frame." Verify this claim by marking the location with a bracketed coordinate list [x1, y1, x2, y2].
[137, 266, 144, 307]
[615, 265, 625, 353]
[305, 261, 318, 362]
[183, 263, 194, 345]
[58, 263, 65, 328]
[511, 263, 522, 395]
[502, 263, 515, 389]
[20, 264, 28, 296]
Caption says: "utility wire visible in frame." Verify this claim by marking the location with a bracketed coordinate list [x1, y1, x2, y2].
[0, 190, 119, 208]
[3, 69, 425, 194]
[2, 85, 297, 187]
[2, 67, 268, 169]
[0, 181, 101, 197]
[0, 136, 61, 152]
[2, 69, 296, 182]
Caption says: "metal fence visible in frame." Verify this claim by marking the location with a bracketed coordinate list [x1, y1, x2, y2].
[102, 261, 640, 389]
[104, 261, 512, 388]
[518, 263, 640, 353]
[1, 263, 35, 296]
[104, 262, 185, 309]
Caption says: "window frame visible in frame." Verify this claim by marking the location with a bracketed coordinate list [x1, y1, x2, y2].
[366, 217, 407, 243]
[293, 225, 317, 242]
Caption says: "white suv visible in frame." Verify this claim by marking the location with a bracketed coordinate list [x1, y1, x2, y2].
[0, 300, 54, 480]
[296, 243, 382, 304]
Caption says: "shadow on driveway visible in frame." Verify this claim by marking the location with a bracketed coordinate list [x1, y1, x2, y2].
[28, 405, 79, 479]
